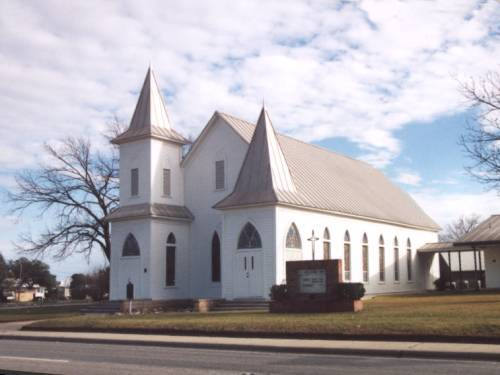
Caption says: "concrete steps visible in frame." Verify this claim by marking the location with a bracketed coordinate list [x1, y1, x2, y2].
[211, 299, 269, 312]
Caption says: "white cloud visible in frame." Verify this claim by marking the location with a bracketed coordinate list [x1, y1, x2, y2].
[0, 0, 498, 170]
[395, 171, 422, 186]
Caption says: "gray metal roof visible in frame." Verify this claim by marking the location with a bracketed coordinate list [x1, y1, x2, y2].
[418, 242, 473, 253]
[455, 215, 500, 246]
[215, 107, 296, 209]
[214, 112, 440, 231]
[106, 203, 194, 222]
[112, 68, 188, 145]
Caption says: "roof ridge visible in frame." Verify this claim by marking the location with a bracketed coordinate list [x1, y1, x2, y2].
[217, 111, 367, 166]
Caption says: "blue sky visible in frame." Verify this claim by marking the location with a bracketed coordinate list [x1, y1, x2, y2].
[0, 0, 499, 280]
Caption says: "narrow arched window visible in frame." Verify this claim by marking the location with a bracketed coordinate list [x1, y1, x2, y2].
[394, 236, 400, 282]
[286, 223, 301, 249]
[344, 230, 351, 281]
[122, 233, 140, 256]
[166, 233, 176, 286]
[212, 232, 221, 282]
[323, 227, 331, 260]
[362, 233, 369, 282]
[379, 235, 385, 282]
[407, 238, 412, 281]
[238, 223, 262, 249]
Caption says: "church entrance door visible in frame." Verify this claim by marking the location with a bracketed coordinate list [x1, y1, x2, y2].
[234, 251, 263, 298]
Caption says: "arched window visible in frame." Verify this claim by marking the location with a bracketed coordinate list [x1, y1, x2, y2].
[394, 236, 400, 282]
[212, 232, 221, 282]
[344, 230, 351, 281]
[238, 223, 262, 249]
[166, 233, 176, 286]
[286, 223, 302, 249]
[379, 235, 385, 282]
[407, 238, 412, 281]
[362, 233, 369, 282]
[323, 227, 331, 260]
[122, 233, 140, 256]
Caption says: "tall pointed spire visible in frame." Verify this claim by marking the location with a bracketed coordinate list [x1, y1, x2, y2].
[215, 106, 296, 209]
[129, 66, 171, 131]
[112, 67, 188, 145]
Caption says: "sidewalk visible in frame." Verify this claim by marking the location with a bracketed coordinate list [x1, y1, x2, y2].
[1, 323, 499, 362]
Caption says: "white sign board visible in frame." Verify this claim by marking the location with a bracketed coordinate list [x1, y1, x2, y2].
[298, 269, 326, 294]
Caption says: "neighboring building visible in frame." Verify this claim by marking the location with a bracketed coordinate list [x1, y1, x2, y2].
[107, 68, 440, 302]
[57, 277, 72, 299]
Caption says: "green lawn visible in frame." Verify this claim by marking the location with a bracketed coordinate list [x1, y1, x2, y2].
[24, 292, 500, 340]
[0, 304, 82, 323]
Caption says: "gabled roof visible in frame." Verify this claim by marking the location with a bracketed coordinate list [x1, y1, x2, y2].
[455, 215, 500, 246]
[213, 111, 440, 231]
[215, 107, 296, 209]
[112, 68, 188, 145]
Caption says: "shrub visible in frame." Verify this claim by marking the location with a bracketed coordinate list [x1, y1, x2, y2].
[434, 278, 447, 291]
[269, 284, 289, 301]
[334, 283, 365, 301]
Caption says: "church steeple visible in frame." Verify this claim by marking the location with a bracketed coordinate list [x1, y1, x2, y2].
[128, 66, 171, 131]
[112, 67, 188, 145]
[214, 106, 296, 209]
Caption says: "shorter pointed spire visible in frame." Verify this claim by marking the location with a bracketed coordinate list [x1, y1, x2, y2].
[214, 105, 296, 209]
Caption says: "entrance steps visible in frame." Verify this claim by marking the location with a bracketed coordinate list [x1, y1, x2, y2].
[211, 298, 269, 312]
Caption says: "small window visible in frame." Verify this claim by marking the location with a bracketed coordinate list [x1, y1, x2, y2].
[211, 232, 221, 282]
[362, 233, 369, 282]
[238, 223, 262, 249]
[215, 160, 225, 190]
[131, 168, 139, 196]
[379, 235, 385, 282]
[166, 233, 176, 286]
[323, 227, 331, 260]
[163, 169, 171, 196]
[122, 233, 140, 256]
[407, 238, 412, 281]
[394, 236, 400, 282]
[286, 223, 302, 249]
[344, 230, 351, 281]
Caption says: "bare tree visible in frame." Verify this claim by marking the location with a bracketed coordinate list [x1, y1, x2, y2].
[7, 120, 125, 262]
[459, 72, 500, 190]
[439, 214, 481, 242]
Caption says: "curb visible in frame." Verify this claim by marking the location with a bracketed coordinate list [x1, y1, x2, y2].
[1, 333, 499, 362]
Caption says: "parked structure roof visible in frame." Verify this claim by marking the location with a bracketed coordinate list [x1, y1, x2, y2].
[214, 111, 440, 231]
[455, 215, 500, 246]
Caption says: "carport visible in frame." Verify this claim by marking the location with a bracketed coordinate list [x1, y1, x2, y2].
[418, 215, 500, 290]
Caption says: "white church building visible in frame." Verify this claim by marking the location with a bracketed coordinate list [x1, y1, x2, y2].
[107, 68, 440, 302]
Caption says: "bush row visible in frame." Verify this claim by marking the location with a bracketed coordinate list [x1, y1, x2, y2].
[269, 282, 365, 302]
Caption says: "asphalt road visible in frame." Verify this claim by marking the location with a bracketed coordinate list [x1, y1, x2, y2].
[0, 339, 499, 375]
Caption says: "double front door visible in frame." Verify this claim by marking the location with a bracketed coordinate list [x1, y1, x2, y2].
[234, 251, 263, 298]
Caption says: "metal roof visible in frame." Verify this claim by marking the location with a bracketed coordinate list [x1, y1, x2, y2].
[112, 68, 188, 145]
[455, 215, 500, 246]
[215, 106, 296, 209]
[106, 203, 194, 222]
[214, 112, 440, 231]
[418, 242, 473, 253]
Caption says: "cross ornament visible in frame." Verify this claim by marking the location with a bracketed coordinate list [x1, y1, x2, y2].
[307, 230, 320, 260]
